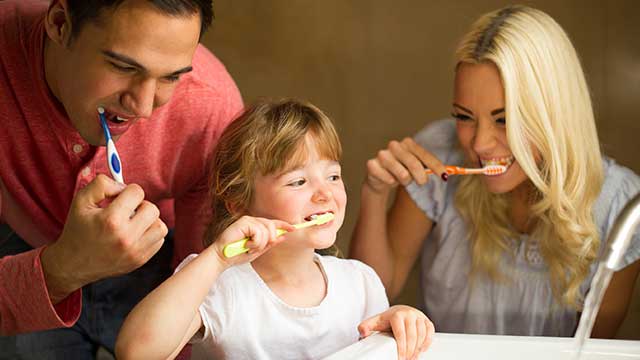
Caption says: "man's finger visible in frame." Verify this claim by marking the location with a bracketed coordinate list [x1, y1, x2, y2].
[76, 174, 126, 208]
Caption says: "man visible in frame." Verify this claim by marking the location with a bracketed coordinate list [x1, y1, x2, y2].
[0, 0, 242, 357]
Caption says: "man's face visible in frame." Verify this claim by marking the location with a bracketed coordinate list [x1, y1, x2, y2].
[48, 0, 201, 145]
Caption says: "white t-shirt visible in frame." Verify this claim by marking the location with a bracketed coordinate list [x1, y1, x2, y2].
[175, 253, 389, 359]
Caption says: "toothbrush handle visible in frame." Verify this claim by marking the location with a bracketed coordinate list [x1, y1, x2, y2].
[223, 228, 288, 258]
[425, 166, 464, 175]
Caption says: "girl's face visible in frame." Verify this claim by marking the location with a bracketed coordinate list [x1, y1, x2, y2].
[247, 134, 346, 250]
[453, 62, 530, 194]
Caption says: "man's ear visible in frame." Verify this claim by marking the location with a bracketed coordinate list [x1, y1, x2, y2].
[44, 0, 72, 47]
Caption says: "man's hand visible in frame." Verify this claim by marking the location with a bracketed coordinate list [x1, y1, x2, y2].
[41, 175, 168, 303]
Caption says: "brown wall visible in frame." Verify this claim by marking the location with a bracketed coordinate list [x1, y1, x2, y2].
[202, 1, 640, 338]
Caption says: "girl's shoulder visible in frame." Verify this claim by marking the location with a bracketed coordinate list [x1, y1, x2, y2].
[317, 255, 384, 288]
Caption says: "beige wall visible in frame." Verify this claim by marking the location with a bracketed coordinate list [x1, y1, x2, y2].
[202, 1, 640, 338]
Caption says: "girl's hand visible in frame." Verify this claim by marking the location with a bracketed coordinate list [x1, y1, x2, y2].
[358, 305, 435, 360]
[365, 138, 447, 195]
[211, 215, 296, 268]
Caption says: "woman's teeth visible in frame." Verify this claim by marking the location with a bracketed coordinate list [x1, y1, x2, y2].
[481, 156, 514, 168]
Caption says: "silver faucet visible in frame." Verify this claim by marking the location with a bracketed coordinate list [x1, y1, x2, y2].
[574, 192, 640, 356]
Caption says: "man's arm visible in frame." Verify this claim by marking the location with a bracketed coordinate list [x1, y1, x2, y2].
[0, 248, 81, 335]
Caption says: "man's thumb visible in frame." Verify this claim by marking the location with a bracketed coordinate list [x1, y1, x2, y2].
[78, 174, 126, 207]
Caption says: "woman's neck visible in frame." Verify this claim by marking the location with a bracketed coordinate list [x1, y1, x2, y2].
[509, 180, 537, 234]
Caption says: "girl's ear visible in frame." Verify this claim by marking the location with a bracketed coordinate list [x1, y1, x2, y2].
[225, 201, 244, 217]
[44, 0, 73, 47]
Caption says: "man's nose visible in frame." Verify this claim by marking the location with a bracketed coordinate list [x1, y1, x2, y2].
[121, 78, 157, 118]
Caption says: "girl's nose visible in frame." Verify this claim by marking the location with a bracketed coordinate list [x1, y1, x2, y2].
[312, 185, 333, 203]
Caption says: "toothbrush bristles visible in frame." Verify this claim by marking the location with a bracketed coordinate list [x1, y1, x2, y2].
[98, 106, 105, 114]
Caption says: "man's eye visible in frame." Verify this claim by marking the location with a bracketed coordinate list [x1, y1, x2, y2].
[451, 112, 472, 121]
[163, 75, 181, 83]
[110, 62, 136, 73]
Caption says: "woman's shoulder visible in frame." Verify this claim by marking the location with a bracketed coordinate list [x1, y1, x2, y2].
[598, 157, 640, 209]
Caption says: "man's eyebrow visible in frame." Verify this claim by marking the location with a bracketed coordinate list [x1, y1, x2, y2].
[101, 50, 194, 77]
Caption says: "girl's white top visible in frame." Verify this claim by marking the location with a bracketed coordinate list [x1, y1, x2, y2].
[175, 254, 389, 359]
[406, 119, 640, 336]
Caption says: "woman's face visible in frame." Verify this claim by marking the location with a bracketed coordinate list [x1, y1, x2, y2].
[453, 62, 530, 194]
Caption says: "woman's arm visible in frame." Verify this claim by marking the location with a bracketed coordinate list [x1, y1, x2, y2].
[590, 258, 640, 338]
[351, 138, 444, 301]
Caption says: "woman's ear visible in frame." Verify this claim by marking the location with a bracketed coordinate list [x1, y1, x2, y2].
[44, 0, 72, 47]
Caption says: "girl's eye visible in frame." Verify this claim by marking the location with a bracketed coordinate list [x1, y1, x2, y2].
[329, 174, 341, 181]
[288, 179, 306, 187]
[495, 117, 506, 125]
[451, 112, 473, 122]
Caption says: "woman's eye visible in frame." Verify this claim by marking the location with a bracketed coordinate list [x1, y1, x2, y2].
[451, 112, 472, 122]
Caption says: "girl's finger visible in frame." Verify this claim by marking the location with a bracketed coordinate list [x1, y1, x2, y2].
[404, 316, 417, 360]
[415, 317, 427, 357]
[390, 315, 407, 360]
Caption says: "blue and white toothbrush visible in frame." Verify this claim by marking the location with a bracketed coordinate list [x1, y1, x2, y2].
[98, 107, 125, 184]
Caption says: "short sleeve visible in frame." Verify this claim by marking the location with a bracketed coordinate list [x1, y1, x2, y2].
[598, 160, 640, 271]
[405, 119, 463, 222]
[350, 260, 389, 319]
[174, 254, 233, 344]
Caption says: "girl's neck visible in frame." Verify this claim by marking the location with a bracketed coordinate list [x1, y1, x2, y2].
[251, 247, 327, 308]
[251, 246, 320, 284]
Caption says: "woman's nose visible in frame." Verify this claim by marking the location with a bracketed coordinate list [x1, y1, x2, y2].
[472, 119, 498, 154]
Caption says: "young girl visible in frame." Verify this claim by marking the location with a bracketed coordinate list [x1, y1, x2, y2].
[116, 99, 434, 359]
[351, 5, 640, 337]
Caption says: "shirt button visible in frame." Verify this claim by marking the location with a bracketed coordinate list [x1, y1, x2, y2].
[81, 167, 91, 177]
[72, 144, 83, 154]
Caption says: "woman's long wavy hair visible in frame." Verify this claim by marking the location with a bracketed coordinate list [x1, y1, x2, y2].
[453, 5, 604, 308]
[204, 98, 342, 257]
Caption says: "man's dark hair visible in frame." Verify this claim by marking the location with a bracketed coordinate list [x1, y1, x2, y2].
[66, 0, 214, 40]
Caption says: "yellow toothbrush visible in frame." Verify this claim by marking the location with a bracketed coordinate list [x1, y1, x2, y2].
[222, 212, 335, 258]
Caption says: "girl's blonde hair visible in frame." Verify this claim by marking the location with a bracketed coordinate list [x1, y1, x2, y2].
[204, 98, 342, 257]
[453, 5, 604, 307]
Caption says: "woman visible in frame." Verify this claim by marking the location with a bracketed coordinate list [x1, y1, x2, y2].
[351, 5, 640, 337]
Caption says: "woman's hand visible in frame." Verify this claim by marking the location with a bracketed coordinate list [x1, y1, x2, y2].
[210, 215, 296, 268]
[358, 305, 435, 360]
[365, 138, 447, 195]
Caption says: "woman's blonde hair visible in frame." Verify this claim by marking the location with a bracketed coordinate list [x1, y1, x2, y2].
[453, 5, 604, 307]
[204, 98, 342, 257]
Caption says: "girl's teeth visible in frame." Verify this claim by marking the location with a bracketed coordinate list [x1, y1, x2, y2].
[116, 116, 128, 122]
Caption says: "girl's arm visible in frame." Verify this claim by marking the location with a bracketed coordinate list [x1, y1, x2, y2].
[115, 246, 225, 359]
[116, 216, 294, 359]
[590, 258, 640, 338]
[350, 138, 442, 300]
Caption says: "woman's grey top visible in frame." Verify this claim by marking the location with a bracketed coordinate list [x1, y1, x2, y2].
[405, 119, 640, 336]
